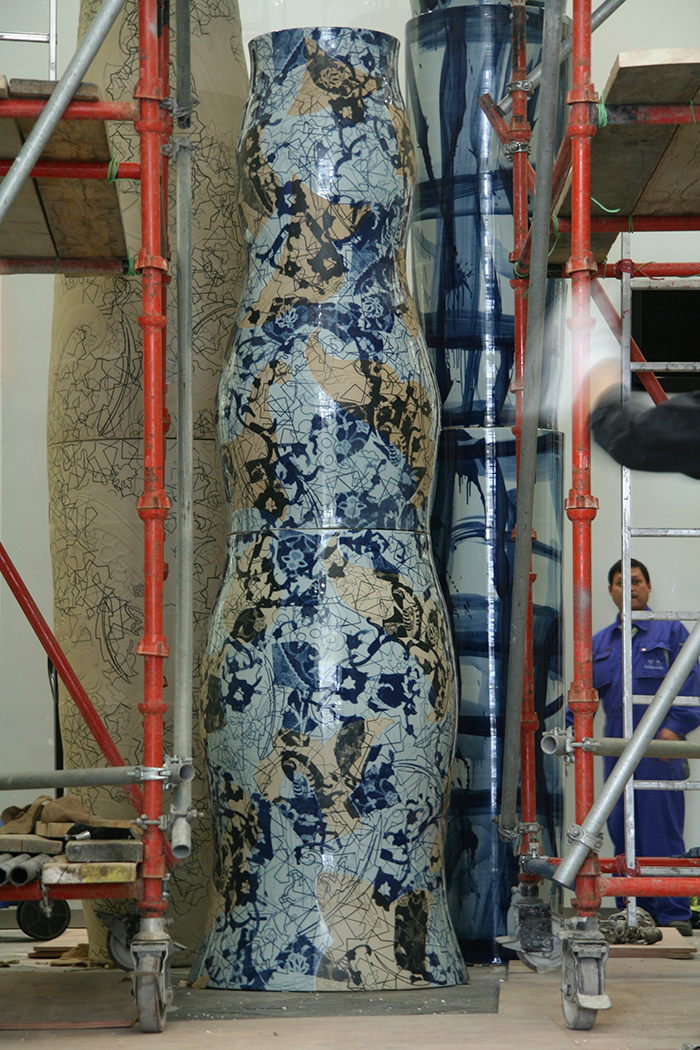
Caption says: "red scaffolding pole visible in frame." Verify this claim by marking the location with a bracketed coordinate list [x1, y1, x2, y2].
[496, 0, 700, 1028]
[0, 0, 175, 1025]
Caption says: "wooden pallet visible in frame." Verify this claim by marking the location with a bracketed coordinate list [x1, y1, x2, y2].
[0, 76, 128, 260]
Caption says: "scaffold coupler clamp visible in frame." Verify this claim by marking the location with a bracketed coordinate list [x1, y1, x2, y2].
[506, 78, 534, 96]
[566, 823, 604, 854]
[496, 815, 520, 842]
[541, 725, 576, 762]
[517, 822, 542, 854]
[504, 139, 531, 158]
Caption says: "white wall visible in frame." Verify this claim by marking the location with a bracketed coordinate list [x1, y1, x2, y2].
[1, 0, 700, 852]
[0, 0, 81, 809]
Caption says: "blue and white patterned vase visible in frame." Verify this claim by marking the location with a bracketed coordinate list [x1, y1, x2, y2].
[405, 0, 568, 961]
[406, 0, 569, 427]
[191, 26, 467, 991]
[432, 428, 564, 954]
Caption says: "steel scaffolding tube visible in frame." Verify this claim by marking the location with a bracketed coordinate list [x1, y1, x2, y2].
[497, 0, 630, 116]
[499, 0, 564, 839]
[0, 0, 128, 226]
[556, 618, 700, 887]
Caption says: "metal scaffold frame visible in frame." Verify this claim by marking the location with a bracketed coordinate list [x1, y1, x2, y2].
[481, 0, 700, 1030]
[0, 0, 196, 1031]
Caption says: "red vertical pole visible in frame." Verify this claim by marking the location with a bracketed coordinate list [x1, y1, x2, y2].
[564, 0, 601, 916]
[135, 0, 170, 922]
[508, 0, 538, 858]
[159, 1, 172, 445]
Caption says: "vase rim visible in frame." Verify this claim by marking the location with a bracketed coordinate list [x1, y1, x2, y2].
[248, 26, 400, 48]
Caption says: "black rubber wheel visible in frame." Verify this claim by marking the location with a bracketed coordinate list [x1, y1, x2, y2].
[16, 899, 71, 941]
[107, 930, 135, 971]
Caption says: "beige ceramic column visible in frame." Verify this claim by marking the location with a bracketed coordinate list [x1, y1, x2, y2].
[47, 0, 247, 964]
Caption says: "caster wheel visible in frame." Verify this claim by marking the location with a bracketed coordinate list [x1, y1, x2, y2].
[16, 899, 71, 941]
[136, 974, 167, 1032]
[134, 952, 170, 1033]
[107, 930, 134, 972]
[562, 992, 597, 1030]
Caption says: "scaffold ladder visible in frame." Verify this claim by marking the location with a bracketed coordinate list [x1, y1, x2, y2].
[618, 229, 700, 925]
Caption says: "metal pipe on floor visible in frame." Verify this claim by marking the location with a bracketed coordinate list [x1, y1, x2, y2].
[0, 0, 128, 228]
[554, 617, 700, 888]
[171, 137, 195, 862]
[499, 0, 564, 840]
[497, 0, 629, 116]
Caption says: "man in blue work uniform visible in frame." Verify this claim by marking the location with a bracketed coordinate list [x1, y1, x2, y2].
[594, 558, 700, 935]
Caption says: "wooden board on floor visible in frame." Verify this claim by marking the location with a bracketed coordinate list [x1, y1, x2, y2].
[0, 969, 135, 1030]
[607, 925, 696, 959]
[0, 77, 128, 261]
[551, 48, 700, 264]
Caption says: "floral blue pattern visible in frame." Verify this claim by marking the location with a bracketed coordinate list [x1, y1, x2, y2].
[191, 27, 466, 990]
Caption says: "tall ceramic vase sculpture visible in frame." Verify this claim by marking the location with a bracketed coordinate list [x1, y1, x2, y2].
[48, 0, 248, 964]
[191, 26, 467, 991]
[406, 0, 567, 961]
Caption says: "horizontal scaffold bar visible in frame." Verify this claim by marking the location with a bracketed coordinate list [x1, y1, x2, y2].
[582, 737, 700, 759]
[0, 760, 193, 792]
[0, 159, 140, 180]
[0, 258, 130, 275]
[0, 99, 137, 121]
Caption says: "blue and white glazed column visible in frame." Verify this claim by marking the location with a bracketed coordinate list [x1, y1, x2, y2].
[406, 0, 567, 960]
[191, 27, 467, 991]
[432, 427, 564, 952]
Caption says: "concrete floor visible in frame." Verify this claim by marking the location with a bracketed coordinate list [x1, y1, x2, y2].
[1, 914, 700, 1049]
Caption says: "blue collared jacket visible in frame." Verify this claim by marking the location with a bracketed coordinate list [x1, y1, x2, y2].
[592, 611, 700, 741]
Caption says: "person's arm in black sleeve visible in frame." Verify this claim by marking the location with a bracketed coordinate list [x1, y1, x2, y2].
[590, 384, 700, 480]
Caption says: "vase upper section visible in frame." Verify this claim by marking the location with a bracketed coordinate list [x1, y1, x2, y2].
[237, 27, 414, 315]
[219, 26, 438, 536]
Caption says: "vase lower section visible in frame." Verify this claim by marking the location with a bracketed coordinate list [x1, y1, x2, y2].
[432, 427, 564, 959]
[191, 527, 467, 990]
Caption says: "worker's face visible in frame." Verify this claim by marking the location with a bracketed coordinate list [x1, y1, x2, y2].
[609, 568, 651, 611]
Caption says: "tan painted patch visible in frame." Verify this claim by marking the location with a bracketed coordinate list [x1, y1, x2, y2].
[255, 719, 391, 839]
[395, 248, 422, 339]
[209, 782, 260, 917]
[289, 38, 383, 122]
[221, 534, 282, 642]
[237, 122, 282, 240]
[306, 330, 434, 509]
[388, 103, 416, 184]
[315, 874, 434, 990]
[324, 537, 453, 721]
[221, 359, 291, 520]
[241, 180, 370, 328]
